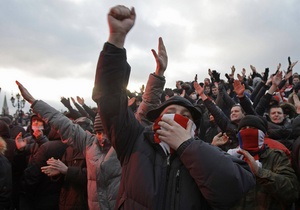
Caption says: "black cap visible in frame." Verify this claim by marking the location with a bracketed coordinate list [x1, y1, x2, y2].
[146, 96, 202, 122]
[238, 115, 267, 134]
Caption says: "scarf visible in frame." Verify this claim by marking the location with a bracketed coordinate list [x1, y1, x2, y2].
[153, 113, 196, 155]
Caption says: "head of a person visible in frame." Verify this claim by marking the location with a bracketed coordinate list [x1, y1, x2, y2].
[204, 78, 210, 86]
[94, 113, 104, 142]
[269, 105, 284, 124]
[237, 115, 268, 159]
[164, 88, 174, 101]
[230, 104, 245, 123]
[74, 117, 94, 133]
[146, 96, 202, 124]
[293, 74, 299, 86]
[211, 85, 218, 96]
[0, 120, 10, 139]
[31, 115, 44, 131]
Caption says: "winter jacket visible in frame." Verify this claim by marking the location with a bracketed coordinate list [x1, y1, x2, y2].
[203, 98, 239, 151]
[231, 148, 299, 209]
[93, 42, 256, 210]
[0, 139, 12, 210]
[58, 146, 88, 210]
[31, 100, 121, 210]
[20, 140, 67, 210]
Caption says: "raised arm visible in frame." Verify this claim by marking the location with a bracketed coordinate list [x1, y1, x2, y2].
[92, 6, 142, 163]
[135, 37, 167, 126]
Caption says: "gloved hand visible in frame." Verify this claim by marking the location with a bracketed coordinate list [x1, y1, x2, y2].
[262, 68, 269, 82]
[212, 70, 220, 83]
[61, 97, 72, 109]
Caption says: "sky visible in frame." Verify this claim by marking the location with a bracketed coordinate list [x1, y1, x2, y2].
[1, 0, 300, 116]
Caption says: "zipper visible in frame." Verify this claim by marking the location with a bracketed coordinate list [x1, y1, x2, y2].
[175, 169, 180, 193]
[162, 153, 171, 209]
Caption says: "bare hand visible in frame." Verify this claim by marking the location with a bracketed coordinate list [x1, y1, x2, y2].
[15, 81, 36, 104]
[272, 71, 283, 87]
[46, 158, 68, 175]
[250, 65, 256, 72]
[76, 96, 84, 105]
[152, 37, 168, 77]
[233, 79, 245, 97]
[15, 132, 26, 150]
[33, 129, 43, 139]
[194, 82, 204, 96]
[241, 68, 246, 76]
[237, 74, 244, 82]
[128, 97, 136, 107]
[156, 116, 193, 150]
[212, 132, 229, 146]
[41, 165, 60, 177]
[237, 149, 259, 175]
[108, 5, 136, 48]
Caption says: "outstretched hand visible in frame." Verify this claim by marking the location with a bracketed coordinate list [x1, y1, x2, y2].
[233, 79, 245, 97]
[152, 37, 168, 77]
[76, 96, 84, 105]
[108, 5, 136, 48]
[15, 81, 36, 104]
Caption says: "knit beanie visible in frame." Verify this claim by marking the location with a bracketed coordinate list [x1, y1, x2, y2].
[238, 115, 267, 134]
[94, 113, 104, 133]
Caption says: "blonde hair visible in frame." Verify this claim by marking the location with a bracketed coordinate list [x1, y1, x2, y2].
[0, 136, 7, 155]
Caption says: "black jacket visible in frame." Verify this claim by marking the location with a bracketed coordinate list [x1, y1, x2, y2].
[93, 42, 256, 210]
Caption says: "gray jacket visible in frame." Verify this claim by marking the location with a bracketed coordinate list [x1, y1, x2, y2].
[31, 100, 121, 210]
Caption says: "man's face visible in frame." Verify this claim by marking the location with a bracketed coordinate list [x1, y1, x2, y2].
[230, 106, 245, 123]
[160, 104, 193, 121]
[204, 86, 211, 93]
[211, 87, 218, 96]
[293, 77, 299, 86]
[31, 118, 44, 130]
[269, 107, 284, 124]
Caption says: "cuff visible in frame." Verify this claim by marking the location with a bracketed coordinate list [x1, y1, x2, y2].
[176, 138, 193, 156]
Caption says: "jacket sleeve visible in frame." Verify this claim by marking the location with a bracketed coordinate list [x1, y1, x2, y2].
[64, 166, 87, 190]
[178, 139, 256, 209]
[82, 104, 97, 120]
[255, 92, 273, 116]
[31, 100, 93, 155]
[74, 102, 89, 118]
[135, 73, 165, 126]
[239, 95, 257, 115]
[92, 42, 144, 164]
[203, 99, 231, 132]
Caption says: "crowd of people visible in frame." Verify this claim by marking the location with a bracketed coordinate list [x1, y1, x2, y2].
[1, 4, 300, 210]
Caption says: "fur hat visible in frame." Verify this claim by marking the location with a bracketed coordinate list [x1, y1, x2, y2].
[238, 115, 267, 134]
[146, 96, 202, 122]
[94, 113, 103, 133]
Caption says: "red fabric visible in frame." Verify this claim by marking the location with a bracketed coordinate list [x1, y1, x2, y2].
[264, 137, 291, 160]
[238, 128, 263, 160]
[153, 114, 189, 144]
[239, 128, 260, 152]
